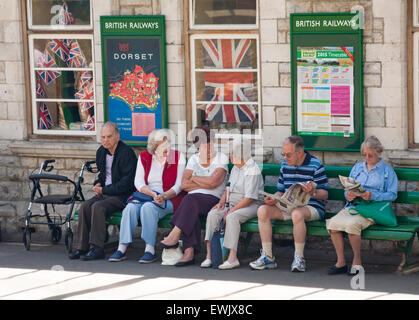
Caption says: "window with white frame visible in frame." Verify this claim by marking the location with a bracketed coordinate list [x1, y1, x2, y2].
[189, 0, 261, 138]
[26, 0, 95, 136]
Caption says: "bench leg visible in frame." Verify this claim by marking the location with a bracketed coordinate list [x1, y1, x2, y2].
[396, 237, 415, 274]
[241, 232, 253, 255]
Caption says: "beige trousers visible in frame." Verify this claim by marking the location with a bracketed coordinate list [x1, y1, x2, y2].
[204, 202, 260, 251]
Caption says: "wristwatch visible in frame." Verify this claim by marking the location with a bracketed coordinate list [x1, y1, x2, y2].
[312, 190, 317, 198]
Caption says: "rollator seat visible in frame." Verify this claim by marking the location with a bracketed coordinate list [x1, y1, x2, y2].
[33, 195, 74, 205]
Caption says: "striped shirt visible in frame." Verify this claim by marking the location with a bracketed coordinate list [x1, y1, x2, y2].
[277, 151, 329, 219]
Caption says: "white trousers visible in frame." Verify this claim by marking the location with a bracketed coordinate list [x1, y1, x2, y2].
[204, 202, 260, 251]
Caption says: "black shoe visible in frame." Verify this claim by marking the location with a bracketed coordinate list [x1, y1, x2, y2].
[159, 241, 179, 249]
[68, 249, 88, 260]
[174, 259, 195, 267]
[80, 247, 105, 261]
[327, 265, 348, 275]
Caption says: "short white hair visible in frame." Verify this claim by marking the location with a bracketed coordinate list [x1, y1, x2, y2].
[229, 138, 252, 162]
[361, 135, 384, 155]
[147, 129, 172, 154]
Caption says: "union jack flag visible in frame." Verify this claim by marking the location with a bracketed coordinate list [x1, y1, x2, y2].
[201, 39, 256, 123]
[75, 82, 94, 100]
[48, 39, 70, 62]
[36, 78, 46, 98]
[59, 2, 74, 25]
[80, 71, 93, 87]
[80, 102, 94, 112]
[38, 102, 53, 129]
[67, 40, 87, 68]
[36, 49, 61, 84]
[83, 115, 95, 131]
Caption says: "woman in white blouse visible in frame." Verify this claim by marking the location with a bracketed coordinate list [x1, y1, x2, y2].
[201, 138, 264, 270]
[109, 129, 186, 263]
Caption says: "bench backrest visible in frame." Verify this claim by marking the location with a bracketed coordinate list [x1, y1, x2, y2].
[258, 164, 419, 206]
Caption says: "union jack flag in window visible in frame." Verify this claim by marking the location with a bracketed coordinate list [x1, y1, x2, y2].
[38, 102, 53, 129]
[48, 39, 71, 62]
[59, 1, 75, 26]
[200, 39, 257, 123]
[83, 115, 95, 131]
[36, 49, 61, 85]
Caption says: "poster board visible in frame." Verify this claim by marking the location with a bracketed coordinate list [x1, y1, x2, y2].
[101, 16, 168, 145]
[290, 13, 363, 151]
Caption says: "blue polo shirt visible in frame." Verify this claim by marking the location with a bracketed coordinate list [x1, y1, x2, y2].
[277, 151, 329, 219]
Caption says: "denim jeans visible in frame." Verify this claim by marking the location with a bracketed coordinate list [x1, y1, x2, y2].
[119, 200, 173, 246]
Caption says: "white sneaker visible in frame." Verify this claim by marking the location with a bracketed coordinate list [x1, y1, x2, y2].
[200, 258, 212, 268]
[249, 250, 278, 270]
[291, 255, 306, 272]
[218, 260, 240, 270]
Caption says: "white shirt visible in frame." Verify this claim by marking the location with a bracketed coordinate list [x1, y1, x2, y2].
[228, 158, 264, 205]
[186, 152, 229, 198]
[134, 152, 186, 195]
[105, 154, 114, 186]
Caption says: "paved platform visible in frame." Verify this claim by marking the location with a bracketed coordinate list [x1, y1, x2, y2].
[1, 241, 419, 301]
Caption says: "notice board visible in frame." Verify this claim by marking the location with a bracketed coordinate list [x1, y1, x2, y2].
[101, 16, 168, 145]
[290, 13, 363, 151]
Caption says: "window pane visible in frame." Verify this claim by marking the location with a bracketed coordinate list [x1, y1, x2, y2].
[37, 101, 94, 131]
[192, 0, 256, 26]
[33, 38, 93, 68]
[29, 0, 91, 28]
[195, 71, 258, 102]
[35, 70, 94, 100]
[196, 104, 259, 130]
[195, 38, 257, 70]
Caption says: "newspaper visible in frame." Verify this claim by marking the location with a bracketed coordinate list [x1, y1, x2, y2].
[338, 175, 364, 196]
[259, 181, 317, 215]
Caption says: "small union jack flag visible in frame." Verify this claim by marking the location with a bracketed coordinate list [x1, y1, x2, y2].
[36, 49, 61, 85]
[59, 2, 74, 25]
[80, 102, 94, 112]
[38, 102, 53, 129]
[48, 39, 70, 62]
[36, 78, 46, 98]
[80, 71, 93, 87]
[75, 82, 94, 100]
[67, 40, 88, 68]
[83, 115, 95, 131]
[201, 39, 256, 123]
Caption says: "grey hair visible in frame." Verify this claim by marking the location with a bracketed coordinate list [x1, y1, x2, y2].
[284, 135, 304, 151]
[229, 138, 252, 162]
[361, 135, 384, 155]
[147, 129, 172, 155]
[102, 121, 119, 135]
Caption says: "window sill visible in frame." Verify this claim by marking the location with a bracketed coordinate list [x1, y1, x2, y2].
[9, 140, 98, 159]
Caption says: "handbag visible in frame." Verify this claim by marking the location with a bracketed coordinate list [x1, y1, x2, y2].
[126, 191, 167, 209]
[350, 200, 398, 227]
[210, 221, 229, 269]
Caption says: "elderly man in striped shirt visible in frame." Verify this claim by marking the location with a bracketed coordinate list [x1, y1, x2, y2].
[250, 135, 329, 272]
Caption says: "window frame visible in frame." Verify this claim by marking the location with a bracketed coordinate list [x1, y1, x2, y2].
[190, 33, 262, 139]
[28, 33, 96, 136]
[184, 0, 262, 140]
[21, 0, 96, 139]
[408, 0, 419, 147]
[26, 0, 93, 31]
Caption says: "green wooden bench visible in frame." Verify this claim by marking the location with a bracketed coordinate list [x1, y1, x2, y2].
[74, 164, 419, 274]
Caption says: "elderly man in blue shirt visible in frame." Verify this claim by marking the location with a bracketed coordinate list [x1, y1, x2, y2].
[326, 136, 398, 275]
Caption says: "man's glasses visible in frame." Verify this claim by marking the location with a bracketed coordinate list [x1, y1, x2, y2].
[281, 151, 296, 158]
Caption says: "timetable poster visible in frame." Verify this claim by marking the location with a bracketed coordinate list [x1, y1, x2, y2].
[106, 37, 162, 142]
[296, 46, 354, 137]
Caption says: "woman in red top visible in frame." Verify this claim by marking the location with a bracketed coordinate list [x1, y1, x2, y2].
[109, 129, 186, 263]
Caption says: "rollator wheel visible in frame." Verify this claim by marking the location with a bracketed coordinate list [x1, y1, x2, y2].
[51, 226, 62, 244]
[23, 227, 31, 251]
[65, 229, 73, 253]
